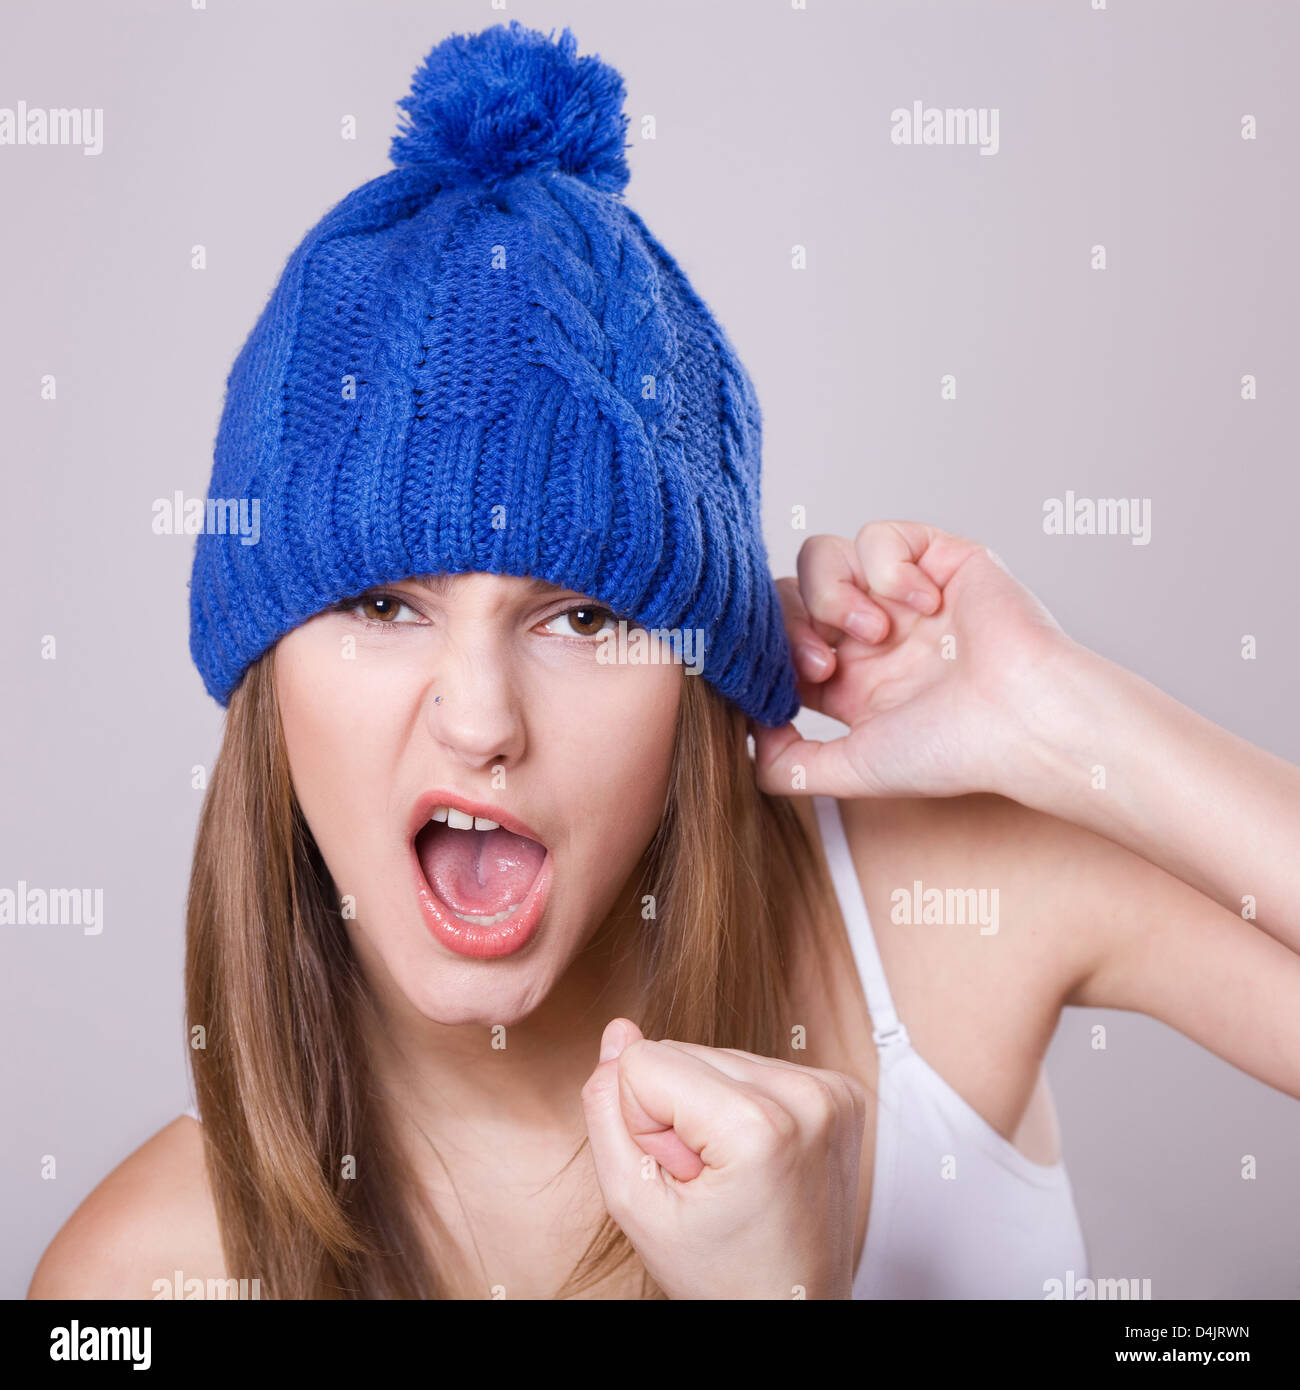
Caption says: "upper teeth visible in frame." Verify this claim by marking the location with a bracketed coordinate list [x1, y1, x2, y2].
[430, 806, 498, 831]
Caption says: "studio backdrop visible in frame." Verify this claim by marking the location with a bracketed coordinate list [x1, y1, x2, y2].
[2, 0, 1297, 1299]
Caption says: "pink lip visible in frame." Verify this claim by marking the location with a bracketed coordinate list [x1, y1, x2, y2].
[408, 789, 551, 960]
[406, 790, 548, 848]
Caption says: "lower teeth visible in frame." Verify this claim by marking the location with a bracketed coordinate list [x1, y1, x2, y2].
[451, 904, 521, 927]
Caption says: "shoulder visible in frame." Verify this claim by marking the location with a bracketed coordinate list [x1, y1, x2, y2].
[28, 1115, 226, 1300]
[791, 786, 1073, 893]
[791, 791, 1102, 1023]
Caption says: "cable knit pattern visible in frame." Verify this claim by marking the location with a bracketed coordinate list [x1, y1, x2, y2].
[189, 21, 799, 726]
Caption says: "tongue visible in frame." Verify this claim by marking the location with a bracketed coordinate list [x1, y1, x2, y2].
[417, 824, 546, 916]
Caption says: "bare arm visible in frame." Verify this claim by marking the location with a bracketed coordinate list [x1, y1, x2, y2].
[1007, 642, 1300, 954]
[1038, 802, 1300, 1100]
[842, 790, 1300, 1106]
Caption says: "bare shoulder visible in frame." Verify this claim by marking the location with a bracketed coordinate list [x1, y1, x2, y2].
[838, 791, 1101, 991]
[790, 791, 1102, 1060]
[28, 1115, 226, 1300]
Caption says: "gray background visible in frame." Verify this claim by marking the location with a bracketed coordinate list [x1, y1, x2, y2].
[2, 0, 1297, 1299]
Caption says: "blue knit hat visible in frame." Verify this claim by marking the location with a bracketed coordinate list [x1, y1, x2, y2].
[189, 20, 799, 726]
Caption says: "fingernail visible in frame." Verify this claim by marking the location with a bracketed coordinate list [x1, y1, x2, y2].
[600, 1020, 628, 1063]
[798, 642, 831, 675]
[845, 610, 884, 641]
[906, 590, 937, 614]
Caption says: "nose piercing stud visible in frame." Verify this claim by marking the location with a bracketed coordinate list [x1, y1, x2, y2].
[434, 696, 442, 704]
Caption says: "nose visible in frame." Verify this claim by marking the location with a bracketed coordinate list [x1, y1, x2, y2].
[421, 638, 525, 772]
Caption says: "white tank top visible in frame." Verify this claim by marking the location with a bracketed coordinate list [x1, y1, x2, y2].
[809, 795, 1090, 1299]
[183, 794, 1091, 1299]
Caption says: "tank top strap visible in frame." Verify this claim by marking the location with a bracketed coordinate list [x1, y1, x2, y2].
[811, 795, 910, 1049]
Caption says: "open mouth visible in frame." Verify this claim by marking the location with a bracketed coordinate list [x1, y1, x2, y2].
[411, 800, 550, 958]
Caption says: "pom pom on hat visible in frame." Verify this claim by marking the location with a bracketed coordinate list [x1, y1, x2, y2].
[389, 19, 631, 193]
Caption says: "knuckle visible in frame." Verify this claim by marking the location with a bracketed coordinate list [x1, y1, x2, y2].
[735, 1091, 799, 1149]
[858, 519, 901, 552]
[796, 1071, 842, 1128]
[617, 1038, 654, 1069]
[795, 535, 835, 575]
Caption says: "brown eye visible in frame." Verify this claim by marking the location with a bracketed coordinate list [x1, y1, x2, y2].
[362, 595, 401, 621]
[349, 592, 418, 624]
[544, 604, 617, 638]
[567, 605, 609, 636]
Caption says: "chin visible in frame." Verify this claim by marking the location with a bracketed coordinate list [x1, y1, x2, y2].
[397, 926, 572, 1028]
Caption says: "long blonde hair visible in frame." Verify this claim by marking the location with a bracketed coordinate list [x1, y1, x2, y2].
[185, 653, 843, 1298]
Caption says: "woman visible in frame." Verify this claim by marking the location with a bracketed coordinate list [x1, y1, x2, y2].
[29, 21, 1300, 1301]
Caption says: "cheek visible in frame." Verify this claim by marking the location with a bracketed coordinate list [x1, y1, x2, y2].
[272, 626, 410, 873]
[550, 665, 681, 880]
